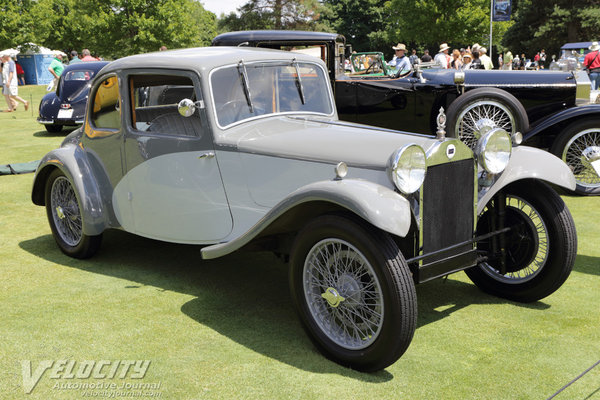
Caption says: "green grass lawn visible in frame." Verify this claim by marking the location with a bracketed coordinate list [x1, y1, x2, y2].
[0, 91, 599, 399]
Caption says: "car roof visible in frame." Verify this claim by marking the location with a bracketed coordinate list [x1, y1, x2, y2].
[212, 30, 344, 46]
[561, 42, 593, 50]
[99, 46, 327, 75]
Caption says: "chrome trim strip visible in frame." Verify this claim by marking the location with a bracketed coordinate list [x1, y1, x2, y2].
[464, 83, 575, 88]
[37, 120, 54, 124]
[215, 145, 387, 172]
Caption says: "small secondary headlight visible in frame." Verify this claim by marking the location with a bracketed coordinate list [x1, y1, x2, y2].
[388, 144, 427, 194]
[475, 128, 512, 174]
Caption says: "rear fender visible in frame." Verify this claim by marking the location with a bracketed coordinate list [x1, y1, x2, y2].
[32, 144, 110, 236]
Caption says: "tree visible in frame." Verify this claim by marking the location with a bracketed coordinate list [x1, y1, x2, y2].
[319, 0, 385, 52]
[218, 0, 329, 32]
[503, 0, 600, 60]
[0, 0, 217, 59]
[360, 0, 512, 58]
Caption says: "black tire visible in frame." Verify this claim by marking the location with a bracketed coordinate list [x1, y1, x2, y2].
[467, 180, 576, 302]
[289, 215, 417, 372]
[446, 87, 529, 150]
[550, 118, 600, 196]
[45, 124, 63, 133]
[45, 169, 102, 259]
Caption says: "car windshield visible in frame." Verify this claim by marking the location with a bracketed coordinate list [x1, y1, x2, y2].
[211, 61, 333, 127]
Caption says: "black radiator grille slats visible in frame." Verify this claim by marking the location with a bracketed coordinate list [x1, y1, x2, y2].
[422, 159, 475, 262]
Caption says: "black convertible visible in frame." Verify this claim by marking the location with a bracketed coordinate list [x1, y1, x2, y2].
[213, 30, 600, 195]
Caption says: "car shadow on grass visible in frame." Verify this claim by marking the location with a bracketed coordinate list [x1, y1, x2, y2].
[20, 229, 556, 378]
[574, 255, 600, 276]
[33, 126, 78, 137]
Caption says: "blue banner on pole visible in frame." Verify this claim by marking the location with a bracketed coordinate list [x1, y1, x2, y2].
[492, 0, 511, 21]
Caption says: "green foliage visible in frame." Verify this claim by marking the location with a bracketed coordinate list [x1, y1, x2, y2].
[318, 0, 512, 57]
[503, 0, 600, 60]
[217, 0, 330, 33]
[319, 0, 386, 52]
[0, 0, 216, 59]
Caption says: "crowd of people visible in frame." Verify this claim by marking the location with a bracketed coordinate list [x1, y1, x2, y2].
[47, 48, 101, 91]
[388, 42, 549, 73]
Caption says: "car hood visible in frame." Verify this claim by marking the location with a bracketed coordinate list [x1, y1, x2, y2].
[218, 115, 442, 169]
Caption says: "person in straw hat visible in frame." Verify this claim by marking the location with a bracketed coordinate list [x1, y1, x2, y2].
[584, 41, 600, 90]
[462, 52, 473, 70]
[434, 43, 450, 69]
[388, 43, 412, 74]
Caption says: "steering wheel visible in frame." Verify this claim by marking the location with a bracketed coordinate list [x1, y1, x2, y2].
[394, 69, 413, 79]
[364, 61, 379, 75]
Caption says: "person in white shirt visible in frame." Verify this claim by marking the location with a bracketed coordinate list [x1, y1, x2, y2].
[479, 47, 494, 70]
[434, 43, 450, 69]
[388, 43, 412, 74]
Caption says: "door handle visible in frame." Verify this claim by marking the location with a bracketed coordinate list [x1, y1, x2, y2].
[198, 151, 215, 159]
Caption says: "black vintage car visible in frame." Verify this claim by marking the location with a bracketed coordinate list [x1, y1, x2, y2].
[38, 61, 109, 133]
[212, 30, 600, 195]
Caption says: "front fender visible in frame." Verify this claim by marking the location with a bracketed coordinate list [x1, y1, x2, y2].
[525, 104, 600, 140]
[478, 146, 575, 213]
[32, 144, 109, 236]
[201, 179, 412, 259]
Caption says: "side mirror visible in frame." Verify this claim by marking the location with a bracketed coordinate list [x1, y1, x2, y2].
[178, 98, 204, 117]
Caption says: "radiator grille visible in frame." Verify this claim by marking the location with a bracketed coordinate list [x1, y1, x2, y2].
[422, 159, 475, 261]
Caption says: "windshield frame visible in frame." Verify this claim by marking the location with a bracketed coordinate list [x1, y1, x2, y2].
[208, 59, 335, 130]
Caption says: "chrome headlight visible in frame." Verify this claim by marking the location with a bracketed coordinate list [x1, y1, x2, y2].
[475, 128, 512, 174]
[388, 144, 427, 194]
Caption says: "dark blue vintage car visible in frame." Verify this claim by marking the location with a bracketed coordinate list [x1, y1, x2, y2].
[37, 61, 109, 133]
[213, 31, 600, 195]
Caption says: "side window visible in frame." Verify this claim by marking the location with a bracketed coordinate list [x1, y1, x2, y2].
[91, 76, 121, 130]
[129, 74, 198, 137]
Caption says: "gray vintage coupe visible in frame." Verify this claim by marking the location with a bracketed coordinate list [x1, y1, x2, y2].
[32, 47, 577, 371]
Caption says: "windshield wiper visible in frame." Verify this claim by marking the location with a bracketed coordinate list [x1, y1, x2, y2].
[237, 60, 254, 112]
[292, 58, 306, 105]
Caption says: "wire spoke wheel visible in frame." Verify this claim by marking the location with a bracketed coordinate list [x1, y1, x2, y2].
[455, 100, 515, 150]
[303, 238, 384, 350]
[290, 215, 417, 371]
[561, 128, 600, 189]
[50, 176, 83, 247]
[479, 195, 548, 284]
[467, 181, 576, 302]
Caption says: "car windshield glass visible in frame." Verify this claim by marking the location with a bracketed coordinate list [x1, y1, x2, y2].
[211, 61, 332, 127]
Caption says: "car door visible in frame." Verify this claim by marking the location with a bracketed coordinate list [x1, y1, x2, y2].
[118, 69, 233, 243]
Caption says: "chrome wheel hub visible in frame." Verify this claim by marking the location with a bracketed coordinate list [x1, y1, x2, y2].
[456, 100, 515, 150]
[55, 206, 65, 220]
[474, 118, 496, 138]
[321, 287, 345, 308]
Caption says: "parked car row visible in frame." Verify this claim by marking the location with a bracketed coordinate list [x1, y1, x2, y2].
[212, 30, 600, 195]
[33, 47, 578, 371]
